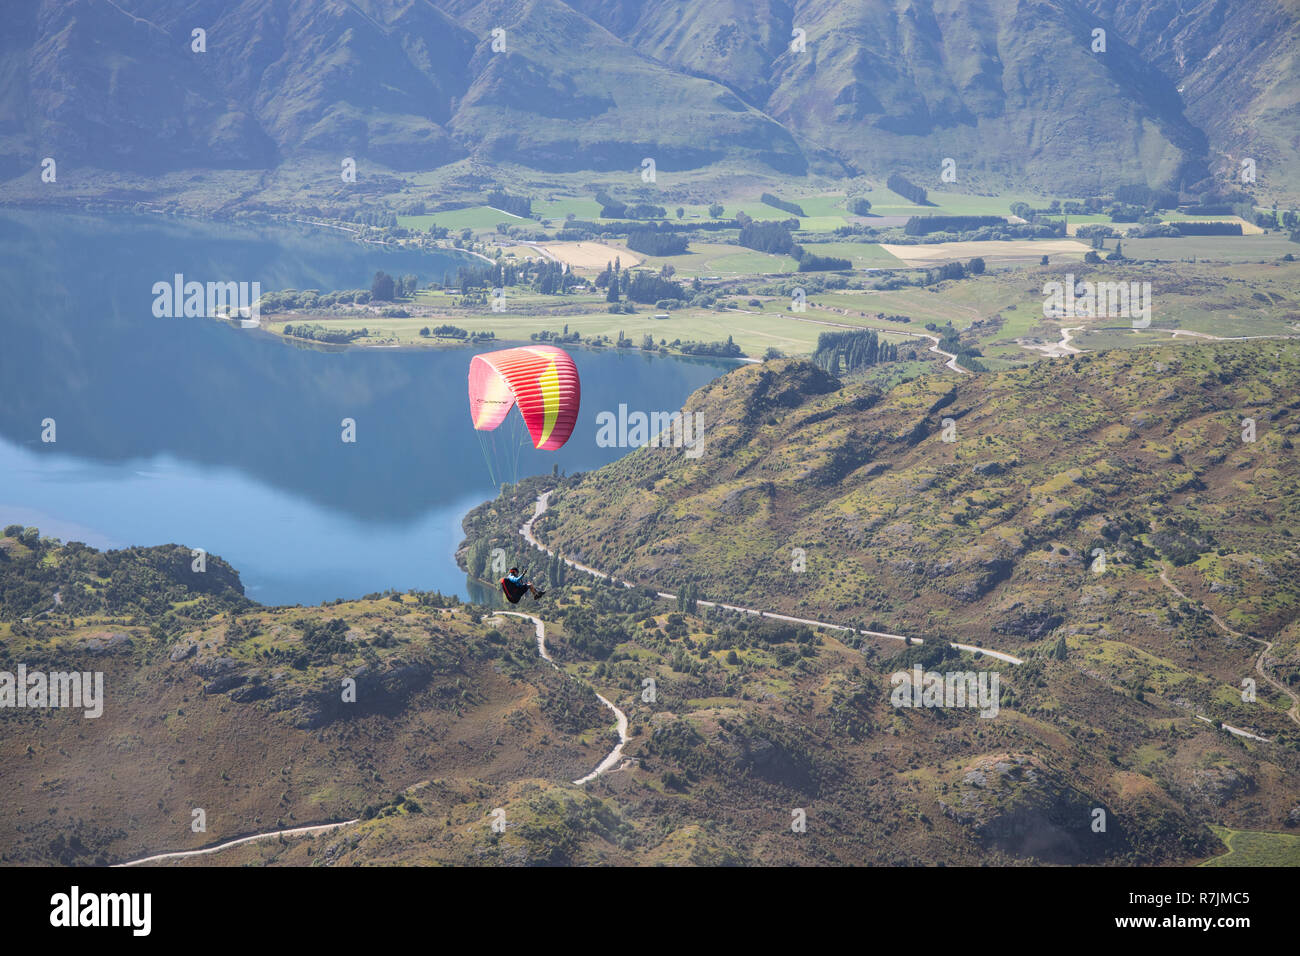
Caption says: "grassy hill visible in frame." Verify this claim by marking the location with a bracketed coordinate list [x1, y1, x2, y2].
[451, 472, 1300, 865]
[532, 343, 1300, 742]
[0, 535, 610, 864]
[7, 456, 1299, 864]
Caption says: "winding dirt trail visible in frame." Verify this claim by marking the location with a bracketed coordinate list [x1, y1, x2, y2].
[115, 500, 1288, 865]
[1022, 325, 1083, 358]
[1167, 328, 1300, 343]
[774, 311, 970, 374]
[114, 820, 357, 867]
[519, 491, 1021, 664]
[492, 610, 630, 785]
[111, 603, 629, 866]
[1023, 323, 1300, 359]
[921, 334, 970, 375]
[112, 605, 629, 866]
[1158, 565, 1300, 730]
[520, 491, 1291, 742]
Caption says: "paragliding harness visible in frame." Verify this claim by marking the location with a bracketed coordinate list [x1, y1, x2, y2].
[501, 576, 528, 604]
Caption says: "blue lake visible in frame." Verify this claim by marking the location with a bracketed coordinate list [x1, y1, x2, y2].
[0, 211, 733, 605]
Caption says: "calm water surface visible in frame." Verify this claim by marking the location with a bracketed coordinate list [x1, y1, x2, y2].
[0, 211, 733, 604]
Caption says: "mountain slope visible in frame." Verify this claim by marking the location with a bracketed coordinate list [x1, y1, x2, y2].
[534, 344, 1300, 738]
[5, 358, 1299, 865]
[1080, 0, 1300, 195]
[1, 0, 475, 174]
[557, 0, 1213, 192]
[763, 0, 1207, 191]
[444, 0, 808, 174]
[0, 535, 612, 864]
[4, 0, 1292, 192]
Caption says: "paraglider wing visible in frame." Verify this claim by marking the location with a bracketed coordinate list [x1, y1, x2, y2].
[468, 346, 580, 450]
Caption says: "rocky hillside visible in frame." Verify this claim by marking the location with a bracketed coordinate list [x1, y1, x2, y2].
[534, 343, 1300, 737]
[4, 398, 1299, 865]
[1081, 0, 1300, 195]
[0, 532, 611, 864]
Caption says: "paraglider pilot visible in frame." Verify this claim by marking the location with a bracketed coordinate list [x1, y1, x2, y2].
[501, 567, 545, 604]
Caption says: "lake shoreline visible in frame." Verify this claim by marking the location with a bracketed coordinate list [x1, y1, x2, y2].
[257, 314, 759, 364]
[1, 207, 742, 608]
[0, 196, 483, 263]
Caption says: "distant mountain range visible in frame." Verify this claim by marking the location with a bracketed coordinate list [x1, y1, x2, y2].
[1, 0, 1296, 196]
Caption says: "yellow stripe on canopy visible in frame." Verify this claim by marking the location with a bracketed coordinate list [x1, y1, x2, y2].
[538, 359, 560, 446]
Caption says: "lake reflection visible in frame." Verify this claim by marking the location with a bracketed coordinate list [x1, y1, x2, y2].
[0, 212, 733, 605]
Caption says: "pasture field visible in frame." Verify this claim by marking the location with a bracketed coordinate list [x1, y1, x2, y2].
[1202, 826, 1300, 866]
[531, 241, 642, 270]
[286, 305, 827, 358]
[630, 241, 801, 277]
[1061, 216, 1116, 232]
[862, 187, 1056, 218]
[266, 283, 961, 365]
[398, 206, 524, 232]
[532, 196, 604, 220]
[598, 187, 1065, 231]
[1160, 213, 1263, 234]
[879, 238, 1090, 266]
[804, 287, 985, 333]
[269, 204, 1300, 370]
[1062, 215, 1266, 235]
[1076, 328, 1204, 351]
[795, 194, 856, 218]
[1137, 296, 1299, 338]
[1120, 235, 1298, 262]
[796, 241, 906, 267]
[711, 200, 843, 230]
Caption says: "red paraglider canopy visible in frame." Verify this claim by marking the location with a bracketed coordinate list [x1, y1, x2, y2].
[468, 345, 580, 451]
